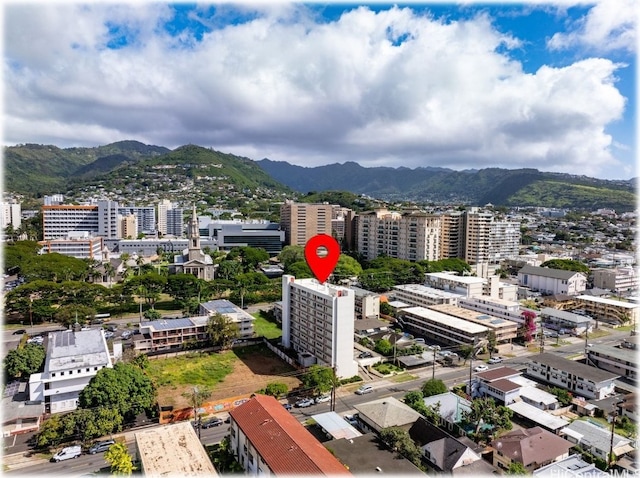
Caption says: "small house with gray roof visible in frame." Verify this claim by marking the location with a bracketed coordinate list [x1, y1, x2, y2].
[354, 396, 421, 434]
[561, 420, 635, 462]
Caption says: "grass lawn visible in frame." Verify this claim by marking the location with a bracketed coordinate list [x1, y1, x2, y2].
[588, 328, 611, 339]
[614, 324, 635, 332]
[147, 350, 237, 389]
[251, 311, 282, 339]
[390, 373, 418, 383]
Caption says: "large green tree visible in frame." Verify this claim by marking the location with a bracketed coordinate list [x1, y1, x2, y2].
[300, 365, 336, 395]
[20, 253, 90, 282]
[78, 362, 156, 418]
[332, 254, 363, 280]
[206, 312, 239, 348]
[421, 379, 448, 397]
[540, 259, 589, 275]
[462, 397, 513, 440]
[3, 343, 46, 379]
[105, 442, 135, 476]
[124, 273, 167, 308]
[379, 427, 423, 468]
[279, 245, 305, 270]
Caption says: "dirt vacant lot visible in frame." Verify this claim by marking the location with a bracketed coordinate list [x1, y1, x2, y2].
[152, 346, 302, 409]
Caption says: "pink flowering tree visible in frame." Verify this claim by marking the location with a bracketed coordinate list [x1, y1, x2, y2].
[520, 310, 537, 342]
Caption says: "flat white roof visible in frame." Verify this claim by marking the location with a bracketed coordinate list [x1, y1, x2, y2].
[426, 272, 486, 284]
[429, 304, 518, 329]
[312, 411, 362, 440]
[576, 295, 639, 309]
[402, 306, 489, 334]
[135, 422, 218, 476]
[508, 401, 569, 430]
[460, 296, 520, 307]
[393, 283, 462, 299]
[519, 386, 558, 405]
[287, 276, 352, 298]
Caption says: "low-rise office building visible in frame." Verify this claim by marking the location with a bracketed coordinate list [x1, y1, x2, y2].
[29, 329, 112, 414]
[134, 316, 210, 353]
[458, 296, 531, 326]
[424, 272, 486, 298]
[398, 306, 489, 347]
[350, 286, 380, 320]
[587, 344, 636, 382]
[38, 233, 104, 261]
[428, 303, 518, 343]
[592, 267, 639, 295]
[527, 353, 619, 400]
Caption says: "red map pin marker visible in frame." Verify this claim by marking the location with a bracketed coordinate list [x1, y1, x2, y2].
[304, 234, 340, 284]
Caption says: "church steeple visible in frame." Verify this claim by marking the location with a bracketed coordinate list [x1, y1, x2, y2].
[188, 204, 201, 257]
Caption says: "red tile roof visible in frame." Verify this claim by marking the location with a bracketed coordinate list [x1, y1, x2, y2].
[230, 395, 351, 476]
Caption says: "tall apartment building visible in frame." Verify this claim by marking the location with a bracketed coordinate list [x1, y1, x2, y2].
[156, 199, 172, 235]
[279, 201, 332, 246]
[97, 200, 120, 239]
[439, 211, 465, 259]
[490, 220, 521, 262]
[357, 209, 440, 262]
[0, 201, 21, 230]
[281, 275, 357, 378]
[118, 206, 156, 235]
[120, 214, 138, 239]
[43, 194, 64, 206]
[463, 207, 493, 264]
[165, 208, 184, 236]
[42, 204, 100, 240]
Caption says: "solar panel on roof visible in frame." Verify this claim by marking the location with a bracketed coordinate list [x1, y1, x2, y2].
[476, 315, 490, 320]
[491, 319, 505, 324]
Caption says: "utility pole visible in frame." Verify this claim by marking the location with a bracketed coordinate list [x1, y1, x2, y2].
[539, 326, 545, 354]
[330, 365, 337, 412]
[608, 403, 618, 469]
[193, 386, 201, 439]
[432, 348, 437, 380]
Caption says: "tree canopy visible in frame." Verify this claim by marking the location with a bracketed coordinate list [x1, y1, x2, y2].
[78, 362, 156, 418]
[206, 312, 239, 349]
[4, 343, 46, 379]
[421, 379, 448, 397]
[540, 259, 589, 275]
[300, 365, 335, 395]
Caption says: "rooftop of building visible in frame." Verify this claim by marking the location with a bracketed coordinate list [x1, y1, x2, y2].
[402, 306, 489, 334]
[475, 366, 522, 382]
[519, 265, 586, 280]
[46, 329, 111, 373]
[530, 353, 620, 383]
[587, 344, 636, 362]
[576, 295, 639, 308]
[230, 394, 350, 475]
[393, 283, 463, 299]
[284, 275, 353, 299]
[539, 307, 593, 323]
[459, 296, 521, 307]
[135, 422, 218, 476]
[490, 426, 573, 467]
[429, 304, 518, 329]
[507, 401, 569, 431]
[425, 272, 486, 284]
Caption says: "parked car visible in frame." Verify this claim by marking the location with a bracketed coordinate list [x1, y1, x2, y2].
[488, 357, 503, 364]
[52, 445, 82, 462]
[121, 330, 133, 340]
[474, 365, 489, 372]
[88, 439, 115, 455]
[344, 414, 359, 427]
[295, 398, 314, 408]
[104, 331, 115, 340]
[12, 329, 26, 335]
[201, 417, 223, 428]
[282, 403, 293, 411]
[107, 324, 118, 332]
[315, 394, 331, 404]
[91, 318, 104, 325]
[358, 351, 373, 359]
[355, 385, 373, 395]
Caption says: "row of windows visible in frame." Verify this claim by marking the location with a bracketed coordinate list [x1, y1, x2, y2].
[51, 365, 104, 377]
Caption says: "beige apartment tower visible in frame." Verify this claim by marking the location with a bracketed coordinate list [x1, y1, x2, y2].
[280, 201, 333, 246]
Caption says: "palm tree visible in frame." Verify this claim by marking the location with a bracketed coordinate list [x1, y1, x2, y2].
[104, 262, 116, 288]
[135, 253, 145, 276]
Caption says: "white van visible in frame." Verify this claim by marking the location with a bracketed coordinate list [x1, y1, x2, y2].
[52, 445, 82, 462]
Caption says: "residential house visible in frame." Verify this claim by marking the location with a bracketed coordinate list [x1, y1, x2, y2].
[527, 353, 619, 400]
[408, 417, 496, 475]
[2, 382, 44, 436]
[533, 454, 609, 477]
[353, 397, 421, 435]
[422, 392, 472, 437]
[518, 265, 587, 296]
[518, 386, 561, 411]
[229, 394, 350, 476]
[323, 433, 424, 475]
[134, 422, 218, 476]
[561, 420, 635, 462]
[469, 366, 523, 405]
[507, 401, 569, 435]
[29, 329, 112, 414]
[490, 426, 573, 473]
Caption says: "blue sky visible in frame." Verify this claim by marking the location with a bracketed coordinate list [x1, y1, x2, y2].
[4, 1, 637, 180]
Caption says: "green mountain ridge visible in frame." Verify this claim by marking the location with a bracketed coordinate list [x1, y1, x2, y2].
[3, 142, 636, 211]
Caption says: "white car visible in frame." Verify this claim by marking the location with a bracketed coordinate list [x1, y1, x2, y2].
[355, 385, 373, 395]
[315, 394, 331, 404]
[487, 357, 503, 364]
[474, 364, 489, 372]
[295, 398, 314, 408]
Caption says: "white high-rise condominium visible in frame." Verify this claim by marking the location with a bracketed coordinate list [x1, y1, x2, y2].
[157, 199, 173, 235]
[281, 275, 358, 379]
